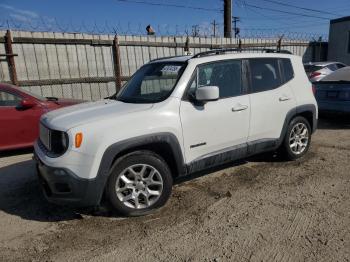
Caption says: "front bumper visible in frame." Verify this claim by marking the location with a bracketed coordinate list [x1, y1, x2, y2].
[34, 152, 104, 207]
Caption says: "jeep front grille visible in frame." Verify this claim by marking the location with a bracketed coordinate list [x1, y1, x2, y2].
[39, 123, 69, 157]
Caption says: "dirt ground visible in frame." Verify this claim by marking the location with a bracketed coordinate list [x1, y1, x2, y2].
[0, 117, 349, 262]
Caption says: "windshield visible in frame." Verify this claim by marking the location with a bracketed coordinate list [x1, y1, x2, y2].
[116, 62, 186, 103]
[12, 86, 46, 101]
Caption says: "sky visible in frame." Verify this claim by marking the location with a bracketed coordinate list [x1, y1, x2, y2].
[0, 0, 349, 37]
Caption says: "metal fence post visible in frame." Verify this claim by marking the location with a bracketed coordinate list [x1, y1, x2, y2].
[174, 37, 177, 56]
[277, 35, 284, 52]
[4, 30, 18, 85]
[113, 35, 122, 91]
[184, 36, 190, 54]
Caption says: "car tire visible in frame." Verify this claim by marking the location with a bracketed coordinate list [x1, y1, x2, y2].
[106, 150, 173, 216]
[281, 116, 312, 161]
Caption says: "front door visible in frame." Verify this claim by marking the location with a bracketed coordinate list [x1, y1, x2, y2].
[180, 59, 250, 168]
[0, 91, 42, 150]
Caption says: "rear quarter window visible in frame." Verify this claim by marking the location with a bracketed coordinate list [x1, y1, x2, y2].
[281, 58, 294, 82]
[248, 58, 282, 93]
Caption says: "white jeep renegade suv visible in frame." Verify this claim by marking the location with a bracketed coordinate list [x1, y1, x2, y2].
[34, 49, 318, 216]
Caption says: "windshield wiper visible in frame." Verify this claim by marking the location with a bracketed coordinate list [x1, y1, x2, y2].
[104, 95, 116, 100]
[116, 96, 161, 103]
[46, 96, 59, 101]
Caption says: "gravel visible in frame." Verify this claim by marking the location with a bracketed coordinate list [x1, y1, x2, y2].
[0, 117, 349, 262]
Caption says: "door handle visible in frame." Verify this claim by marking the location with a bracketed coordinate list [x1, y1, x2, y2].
[232, 104, 248, 112]
[279, 96, 291, 102]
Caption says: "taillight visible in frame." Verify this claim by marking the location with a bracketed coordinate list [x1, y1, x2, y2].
[310, 71, 321, 79]
[312, 84, 316, 95]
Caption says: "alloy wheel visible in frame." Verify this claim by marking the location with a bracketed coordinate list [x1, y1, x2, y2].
[115, 164, 163, 209]
[289, 122, 309, 155]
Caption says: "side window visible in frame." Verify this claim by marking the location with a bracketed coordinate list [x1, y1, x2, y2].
[327, 64, 337, 71]
[336, 63, 346, 69]
[189, 60, 242, 99]
[0, 91, 21, 107]
[249, 58, 282, 93]
[281, 58, 294, 82]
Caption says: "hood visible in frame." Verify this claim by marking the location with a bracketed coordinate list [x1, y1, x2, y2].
[44, 98, 84, 107]
[41, 99, 153, 130]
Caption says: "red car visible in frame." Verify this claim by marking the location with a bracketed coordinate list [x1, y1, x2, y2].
[0, 83, 82, 151]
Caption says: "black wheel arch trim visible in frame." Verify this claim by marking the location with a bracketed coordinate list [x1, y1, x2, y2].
[278, 104, 317, 147]
[94, 132, 186, 204]
[296, 104, 318, 134]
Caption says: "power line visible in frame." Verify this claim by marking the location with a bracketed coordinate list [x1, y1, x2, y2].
[115, 0, 222, 13]
[244, 5, 297, 25]
[257, 0, 341, 16]
[243, 3, 332, 20]
[243, 20, 329, 30]
[244, 5, 328, 27]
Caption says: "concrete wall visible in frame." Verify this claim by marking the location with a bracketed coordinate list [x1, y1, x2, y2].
[0, 30, 317, 100]
[328, 18, 350, 64]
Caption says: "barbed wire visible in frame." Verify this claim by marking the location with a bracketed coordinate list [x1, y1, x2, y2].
[0, 17, 328, 41]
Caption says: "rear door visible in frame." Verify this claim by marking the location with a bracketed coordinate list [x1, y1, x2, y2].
[247, 58, 296, 148]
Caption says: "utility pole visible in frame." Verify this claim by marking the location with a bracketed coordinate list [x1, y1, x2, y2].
[224, 0, 232, 38]
[192, 25, 199, 37]
[211, 20, 217, 37]
[232, 16, 240, 38]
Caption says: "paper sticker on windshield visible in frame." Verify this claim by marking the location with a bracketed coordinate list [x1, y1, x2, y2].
[161, 65, 181, 74]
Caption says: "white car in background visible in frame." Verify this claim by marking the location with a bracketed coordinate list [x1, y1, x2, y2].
[304, 62, 347, 82]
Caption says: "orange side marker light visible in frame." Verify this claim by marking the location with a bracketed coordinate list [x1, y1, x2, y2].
[75, 132, 83, 148]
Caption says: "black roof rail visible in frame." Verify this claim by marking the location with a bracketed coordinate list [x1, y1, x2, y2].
[192, 48, 292, 58]
[149, 55, 190, 63]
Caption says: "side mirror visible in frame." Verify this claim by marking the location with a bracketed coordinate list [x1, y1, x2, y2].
[195, 86, 219, 102]
[19, 99, 36, 109]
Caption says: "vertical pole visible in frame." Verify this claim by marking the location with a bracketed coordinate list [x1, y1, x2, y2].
[4, 30, 18, 85]
[277, 35, 284, 52]
[184, 36, 190, 54]
[311, 42, 316, 62]
[214, 20, 216, 37]
[113, 35, 122, 91]
[174, 37, 178, 56]
[277, 38, 281, 52]
[224, 0, 232, 38]
[232, 17, 240, 38]
[319, 40, 322, 62]
[212, 20, 217, 37]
